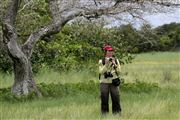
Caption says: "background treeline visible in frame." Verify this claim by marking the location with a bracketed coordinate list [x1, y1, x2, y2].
[0, 0, 179, 73]
[0, 22, 180, 73]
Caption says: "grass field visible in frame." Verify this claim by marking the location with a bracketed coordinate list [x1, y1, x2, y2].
[0, 52, 180, 120]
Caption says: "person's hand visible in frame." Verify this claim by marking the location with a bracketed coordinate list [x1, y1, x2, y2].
[111, 59, 118, 69]
[112, 60, 116, 65]
[105, 59, 112, 68]
[105, 58, 110, 64]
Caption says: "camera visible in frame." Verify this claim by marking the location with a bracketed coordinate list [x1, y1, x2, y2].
[109, 58, 113, 62]
[104, 72, 113, 78]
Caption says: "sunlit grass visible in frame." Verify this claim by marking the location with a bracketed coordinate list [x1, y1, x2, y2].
[0, 89, 179, 119]
[1, 52, 179, 88]
[122, 52, 180, 89]
[0, 72, 13, 88]
[0, 52, 179, 119]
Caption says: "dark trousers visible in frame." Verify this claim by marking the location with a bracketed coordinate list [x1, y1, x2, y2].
[100, 83, 121, 114]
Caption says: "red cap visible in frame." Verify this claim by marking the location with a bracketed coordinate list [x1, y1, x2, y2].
[103, 44, 113, 51]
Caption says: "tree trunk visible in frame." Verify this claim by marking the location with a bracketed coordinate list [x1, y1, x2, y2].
[2, 24, 42, 97]
[11, 56, 41, 96]
[8, 43, 41, 96]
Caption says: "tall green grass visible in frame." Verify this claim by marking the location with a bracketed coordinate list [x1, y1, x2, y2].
[0, 52, 179, 119]
[1, 88, 179, 119]
[122, 52, 180, 88]
[1, 52, 179, 88]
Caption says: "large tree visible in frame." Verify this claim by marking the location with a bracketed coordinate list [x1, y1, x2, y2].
[1, 0, 179, 96]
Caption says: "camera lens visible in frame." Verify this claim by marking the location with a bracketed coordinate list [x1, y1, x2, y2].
[104, 72, 113, 78]
[109, 58, 112, 61]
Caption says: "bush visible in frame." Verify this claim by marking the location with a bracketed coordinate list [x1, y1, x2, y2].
[31, 23, 134, 73]
[0, 47, 12, 73]
[1, 22, 179, 73]
[0, 81, 159, 102]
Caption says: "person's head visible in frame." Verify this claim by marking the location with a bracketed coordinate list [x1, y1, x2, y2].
[103, 44, 114, 57]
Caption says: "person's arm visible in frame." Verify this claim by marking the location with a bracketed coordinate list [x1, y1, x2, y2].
[114, 59, 121, 75]
[98, 59, 111, 74]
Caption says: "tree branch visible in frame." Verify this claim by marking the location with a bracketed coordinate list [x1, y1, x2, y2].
[155, 1, 180, 7]
[22, 21, 63, 57]
[2, 21, 27, 62]
[22, 0, 180, 58]
[3, 0, 21, 26]
[20, 1, 141, 56]
[2, 0, 29, 75]
[18, 0, 33, 13]
[93, 0, 98, 6]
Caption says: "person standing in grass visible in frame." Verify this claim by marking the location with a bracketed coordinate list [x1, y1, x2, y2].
[98, 44, 122, 115]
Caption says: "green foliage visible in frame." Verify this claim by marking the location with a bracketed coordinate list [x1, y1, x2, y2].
[1, 22, 180, 73]
[1, 0, 179, 74]
[121, 80, 159, 93]
[0, 81, 159, 102]
[0, 47, 12, 73]
[31, 23, 135, 73]
[159, 36, 172, 50]
[0, 87, 37, 102]
[0, 0, 51, 73]
[16, 0, 51, 43]
[0, 0, 9, 21]
[30, 22, 180, 73]
[0, 55, 12, 73]
[156, 22, 180, 50]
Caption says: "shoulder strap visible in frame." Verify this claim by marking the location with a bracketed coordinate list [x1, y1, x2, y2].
[115, 58, 118, 65]
[99, 73, 101, 80]
[114, 58, 119, 77]
[102, 57, 106, 65]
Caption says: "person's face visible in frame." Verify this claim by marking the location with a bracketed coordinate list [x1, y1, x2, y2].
[105, 50, 114, 57]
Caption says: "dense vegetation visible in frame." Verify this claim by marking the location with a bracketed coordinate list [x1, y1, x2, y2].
[0, 0, 179, 73]
[0, 80, 159, 102]
[0, 22, 180, 73]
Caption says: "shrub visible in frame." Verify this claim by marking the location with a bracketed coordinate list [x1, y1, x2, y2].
[0, 81, 159, 102]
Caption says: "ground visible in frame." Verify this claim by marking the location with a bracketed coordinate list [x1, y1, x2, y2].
[0, 52, 179, 119]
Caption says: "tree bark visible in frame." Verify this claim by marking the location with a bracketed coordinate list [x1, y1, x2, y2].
[3, 25, 41, 96]
[11, 55, 41, 96]
[2, 0, 41, 96]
